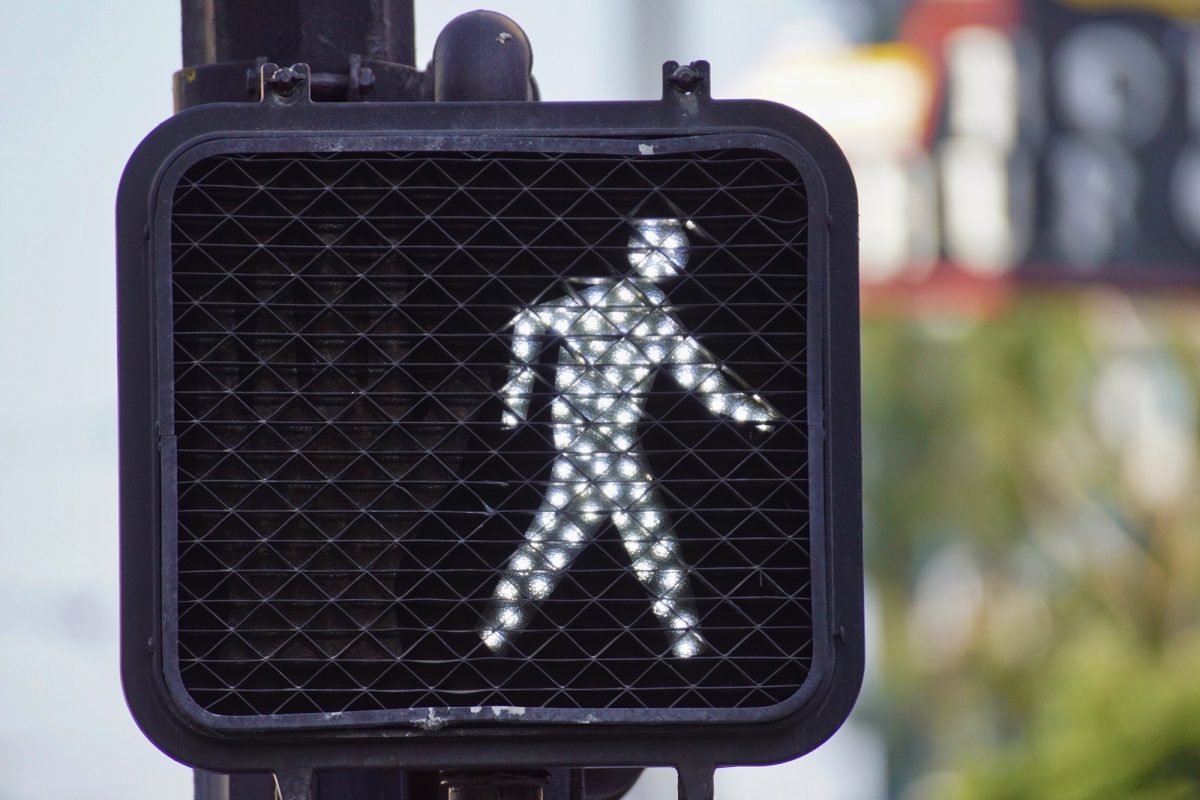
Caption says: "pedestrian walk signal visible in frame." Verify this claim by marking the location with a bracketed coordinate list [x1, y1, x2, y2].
[118, 82, 863, 774]
[484, 219, 781, 660]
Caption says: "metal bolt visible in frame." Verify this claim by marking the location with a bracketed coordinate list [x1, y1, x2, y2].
[668, 63, 701, 94]
[269, 66, 301, 95]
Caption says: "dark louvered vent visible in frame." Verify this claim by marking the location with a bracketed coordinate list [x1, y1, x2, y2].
[169, 148, 810, 719]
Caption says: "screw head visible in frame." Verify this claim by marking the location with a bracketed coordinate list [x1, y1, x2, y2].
[668, 64, 701, 93]
[270, 66, 301, 95]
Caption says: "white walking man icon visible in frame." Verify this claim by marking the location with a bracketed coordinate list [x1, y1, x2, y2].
[481, 218, 782, 658]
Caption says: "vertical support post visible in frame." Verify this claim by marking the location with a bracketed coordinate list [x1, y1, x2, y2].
[193, 771, 229, 800]
[176, 0, 419, 108]
[442, 770, 549, 800]
[677, 764, 715, 800]
[180, 0, 415, 69]
[275, 768, 314, 800]
[568, 770, 586, 800]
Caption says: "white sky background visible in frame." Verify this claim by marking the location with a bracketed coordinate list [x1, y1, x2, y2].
[0, 2, 880, 797]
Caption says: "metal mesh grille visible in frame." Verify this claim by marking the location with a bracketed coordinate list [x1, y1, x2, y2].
[169, 147, 811, 718]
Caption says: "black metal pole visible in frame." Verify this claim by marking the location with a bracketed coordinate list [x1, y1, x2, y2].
[181, 0, 415, 68]
[175, 0, 423, 110]
[442, 770, 549, 800]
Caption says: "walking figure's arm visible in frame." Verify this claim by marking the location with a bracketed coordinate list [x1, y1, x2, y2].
[500, 308, 547, 428]
[658, 315, 782, 429]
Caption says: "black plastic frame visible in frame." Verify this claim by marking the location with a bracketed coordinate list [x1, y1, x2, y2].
[161, 130, 822, 731]
[118, 89, 862, 773]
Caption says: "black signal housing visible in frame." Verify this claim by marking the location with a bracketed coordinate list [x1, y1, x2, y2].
[117, 62, 862, 778]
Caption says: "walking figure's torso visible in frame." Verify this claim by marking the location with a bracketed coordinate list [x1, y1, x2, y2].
[540, 280, 676, 428]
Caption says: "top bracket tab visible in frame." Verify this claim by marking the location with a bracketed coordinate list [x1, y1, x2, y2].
[259, 62, 313, 106]
[662, 60, 711, 106]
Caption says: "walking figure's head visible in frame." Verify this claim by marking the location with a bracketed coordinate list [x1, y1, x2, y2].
[628, 218, 689, 281]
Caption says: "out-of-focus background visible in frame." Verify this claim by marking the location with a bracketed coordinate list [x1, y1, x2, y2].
[3, 0, 1199, 797]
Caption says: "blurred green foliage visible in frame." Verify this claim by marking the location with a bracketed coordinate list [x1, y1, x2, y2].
[861, 292, 1200, 798]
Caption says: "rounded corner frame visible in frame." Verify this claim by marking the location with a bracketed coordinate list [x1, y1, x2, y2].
[117, 95, 862, 773]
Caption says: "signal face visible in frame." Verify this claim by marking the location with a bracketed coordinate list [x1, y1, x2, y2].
[119, 99, 860, 770]
[173, 145, 810, 718]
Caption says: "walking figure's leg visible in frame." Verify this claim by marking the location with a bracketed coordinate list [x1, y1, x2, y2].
[481, 458, 602, 653]
[608, 454, 707, 658]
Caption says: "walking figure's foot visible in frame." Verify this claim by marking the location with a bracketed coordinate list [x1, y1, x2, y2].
[480, 601, 525, 654]
[671, 629, 706, 659]
[481, 625, 510, 654]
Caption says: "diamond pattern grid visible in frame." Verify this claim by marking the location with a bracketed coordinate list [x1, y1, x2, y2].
[170, 148, 811, 718]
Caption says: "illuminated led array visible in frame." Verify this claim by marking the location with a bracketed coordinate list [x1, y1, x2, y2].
[482, 219, 782, 658]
